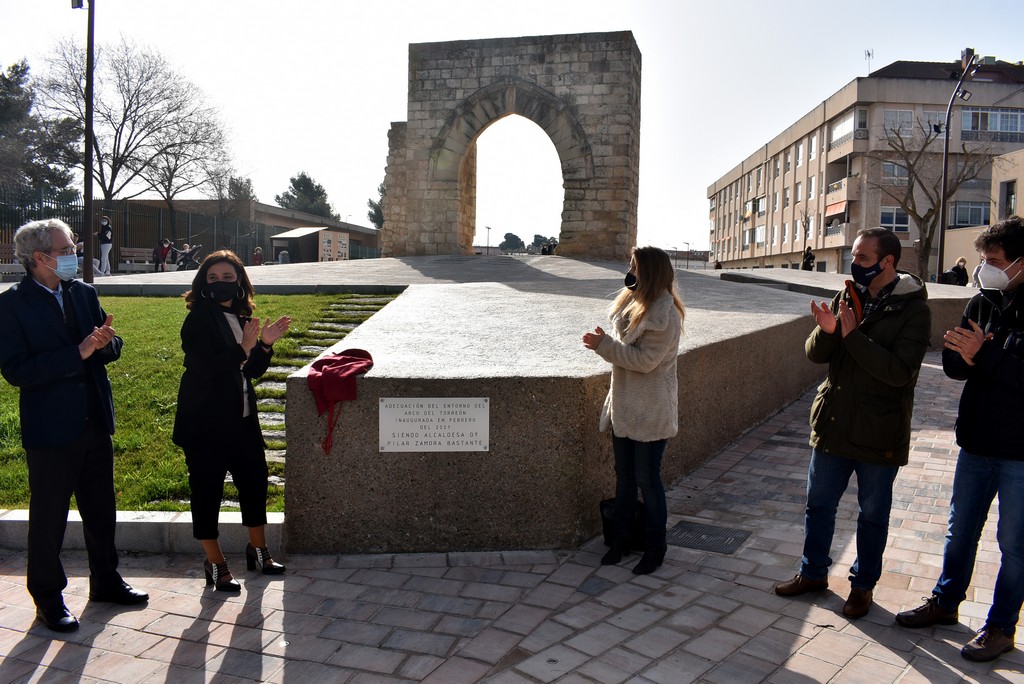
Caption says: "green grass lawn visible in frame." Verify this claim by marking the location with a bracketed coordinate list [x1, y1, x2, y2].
[0, 293, 389, 512]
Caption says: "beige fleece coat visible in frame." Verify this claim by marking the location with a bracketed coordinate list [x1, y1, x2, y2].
[595, 291, 682, 441]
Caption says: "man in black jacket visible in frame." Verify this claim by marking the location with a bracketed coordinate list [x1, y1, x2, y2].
[896, 216, 1024, 662]
[0, 219, 147, 633]
[775, 228, 930, 620]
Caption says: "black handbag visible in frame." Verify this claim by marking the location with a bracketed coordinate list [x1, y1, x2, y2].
[600, 497, 646, 552]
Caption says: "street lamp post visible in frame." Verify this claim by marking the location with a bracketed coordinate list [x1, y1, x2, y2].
[486, 226, 491, 254]
[73, 0, 96, 282]
[681, 241, 690, 270]
[936, 47, 978, 277]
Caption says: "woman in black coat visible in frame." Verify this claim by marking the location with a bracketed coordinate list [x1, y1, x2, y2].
[173, 250, 291, 591]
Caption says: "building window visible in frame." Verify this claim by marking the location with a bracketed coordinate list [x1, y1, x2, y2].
[795, 219, 801, 240]
[772, 224, 778, 245]
[746, 173, 752, 194]
[785, 151, 792, 173]
[796, 182, 803, 202]
[774, 157, 780, 178]
[784, 187, 791, 208]
[755, 225, 765, 246]
[756, 166, 763, 189]
[831, 111, 854, 147]
[796, 142, 804, 167]
[757, 196, 767, 216]
[809, 133, 817, 160]
[880, 206, 910, 232]
[808, 175, 816, 199]
[883, 109, 914, 136]
[856, 108, 868, 130]
[782, 222, 788, 243]
[807, 217, 813, 240]
[924, 111, 944, 132]
[961, 107, 1024, 142]
[953, 202, 991, 226]
[743, 229, 751, 248]
[773, 191, 779, 212]
[882, 162, 909, 181]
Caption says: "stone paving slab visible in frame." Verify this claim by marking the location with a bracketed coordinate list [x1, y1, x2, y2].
[1, 352, 1022, 682]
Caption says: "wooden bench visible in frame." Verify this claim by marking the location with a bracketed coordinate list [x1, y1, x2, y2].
[0, 243, 25, 281]
[118, 247, 155, 273]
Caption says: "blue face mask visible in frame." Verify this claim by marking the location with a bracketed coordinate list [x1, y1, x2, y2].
[851, 261, 883, 288]
[44, 254, 78, 281]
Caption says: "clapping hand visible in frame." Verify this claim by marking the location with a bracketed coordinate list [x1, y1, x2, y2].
[260, 316, 291, 346]
[79, 314, 115, 360]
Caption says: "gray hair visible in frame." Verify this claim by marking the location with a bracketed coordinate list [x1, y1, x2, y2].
[14, 219, 74, 270]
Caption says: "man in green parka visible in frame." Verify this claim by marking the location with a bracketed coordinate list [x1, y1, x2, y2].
[775, 228, 931, 619]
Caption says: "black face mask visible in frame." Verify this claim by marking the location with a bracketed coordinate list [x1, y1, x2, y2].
[204, 280, 240, 302]
[624, 271, 638, 290]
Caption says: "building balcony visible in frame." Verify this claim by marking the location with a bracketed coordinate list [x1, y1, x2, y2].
[824, 176, 861, 203]
[823, 221, 857, 249]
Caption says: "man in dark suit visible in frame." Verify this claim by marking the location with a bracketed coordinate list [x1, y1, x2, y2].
[0, 219, 147, 633]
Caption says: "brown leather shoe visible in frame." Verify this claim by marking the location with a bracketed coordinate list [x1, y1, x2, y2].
[842, 588, 873, 618]
[895, 595, 958, 628]
[961, 625, 1015, 662]
[774, 574, 828, 597]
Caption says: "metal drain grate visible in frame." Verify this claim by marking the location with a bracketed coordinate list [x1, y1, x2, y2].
[666, 521, 751, 554]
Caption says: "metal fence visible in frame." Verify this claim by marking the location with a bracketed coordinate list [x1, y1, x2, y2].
[1, 183, 380, 266]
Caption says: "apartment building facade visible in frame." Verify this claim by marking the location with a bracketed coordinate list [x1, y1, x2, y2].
[707, 58, 1024, 274]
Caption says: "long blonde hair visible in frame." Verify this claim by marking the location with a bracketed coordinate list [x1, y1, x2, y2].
[610, 246, 685, 333]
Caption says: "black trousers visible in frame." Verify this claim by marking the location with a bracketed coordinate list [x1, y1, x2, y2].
[184, 415, 269, 540]
[26, 421, 120, 606]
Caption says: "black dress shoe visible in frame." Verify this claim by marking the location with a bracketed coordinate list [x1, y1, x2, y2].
[36, 603, 79, 632]
[90, 579, 149, 605]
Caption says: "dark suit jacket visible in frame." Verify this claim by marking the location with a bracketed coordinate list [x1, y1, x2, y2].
[172, 301, 271, 450]
[0, 276, 122, 449]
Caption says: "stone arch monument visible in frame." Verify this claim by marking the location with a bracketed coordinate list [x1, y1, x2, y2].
[381, 32, 641, 260]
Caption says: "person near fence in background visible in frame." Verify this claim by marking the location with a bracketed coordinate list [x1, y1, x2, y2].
[0, 219, 148, 632]
[95, 216, 113, 276]
[582, 246, 684, 576]
[153, 239, 173, 273]
[173, 250, 292, 592]
[951, 256, 970, 287]
[251, 246, 263, 266]
[802, 246, 815, 271]
[775, 228, 931, 619]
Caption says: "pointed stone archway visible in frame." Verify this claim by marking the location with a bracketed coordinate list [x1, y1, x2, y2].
[381, 32, 641, 260]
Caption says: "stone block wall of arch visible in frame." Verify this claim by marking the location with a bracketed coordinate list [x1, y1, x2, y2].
[382, 31, 641, 260]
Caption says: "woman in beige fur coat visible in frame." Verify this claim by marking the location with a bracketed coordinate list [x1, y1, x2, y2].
[583, 246, 685, 575]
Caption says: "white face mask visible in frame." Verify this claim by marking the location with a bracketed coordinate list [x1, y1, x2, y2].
[43, 254, 78, 281]
[977, 258, 1021, 291]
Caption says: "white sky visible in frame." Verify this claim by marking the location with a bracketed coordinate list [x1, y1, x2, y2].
[3, 0, 1024, 253]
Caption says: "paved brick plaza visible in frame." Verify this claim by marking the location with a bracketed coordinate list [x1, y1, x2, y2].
[0, 350, 1020, 682]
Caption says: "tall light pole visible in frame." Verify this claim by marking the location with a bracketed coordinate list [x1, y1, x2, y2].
[936, 47, 978, 277]
[681, 241, 690, 270]
[73, 0, 96, 283]
[486, 226, 491, 254]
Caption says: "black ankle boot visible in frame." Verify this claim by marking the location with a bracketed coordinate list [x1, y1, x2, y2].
[632, 544, 667, 575]
[204, 559, 241, 592]
[601, 544, 630, 566]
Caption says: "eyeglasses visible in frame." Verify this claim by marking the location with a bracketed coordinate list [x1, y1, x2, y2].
[47, 247, 76, 257]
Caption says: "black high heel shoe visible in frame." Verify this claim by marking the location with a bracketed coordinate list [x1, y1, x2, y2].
[204, 559, 241, 592]
[245, 543, 286, 575]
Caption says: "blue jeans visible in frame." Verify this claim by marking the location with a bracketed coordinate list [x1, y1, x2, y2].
[933, 449, 1024, 636]
[800, 449, 899, 590]
[611, 435, 668, 549]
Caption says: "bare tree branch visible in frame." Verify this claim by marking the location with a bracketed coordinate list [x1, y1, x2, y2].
[862, 116, 994, 279]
